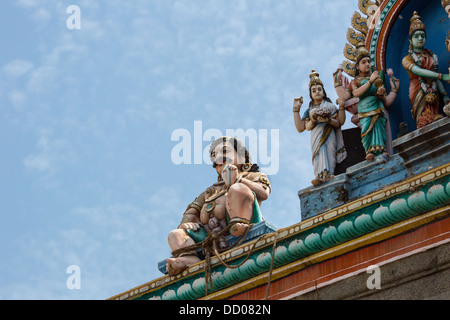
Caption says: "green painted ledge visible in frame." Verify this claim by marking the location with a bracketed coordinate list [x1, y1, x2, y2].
[109, 164, 450, 300]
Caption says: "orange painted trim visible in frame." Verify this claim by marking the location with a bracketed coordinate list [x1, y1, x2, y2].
[220, 210, 450, 300]
[365, 0, 408, 71]
[375, 0, 406, 70]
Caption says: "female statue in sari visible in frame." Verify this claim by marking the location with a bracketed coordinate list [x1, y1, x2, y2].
[294, 70, 347, 186]
[348, 43, 400, 161]
[402, 11, 450, 129]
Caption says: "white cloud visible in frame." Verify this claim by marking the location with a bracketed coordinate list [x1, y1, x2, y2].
[16, 0, 38, 8]
[2, 60, 34, 77]
[22, 129, 76, 189]
[9, 90, 27, 107]
[23, 132, 53, 172]
[23, 152, 52, 172]
[26, 66, 58, 93]
[32, 7, 51, 23]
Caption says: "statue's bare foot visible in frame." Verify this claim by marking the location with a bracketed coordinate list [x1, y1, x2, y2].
[321, 175, 334, 183]
[230, 222, 249, 238]
[365, 153, 375, 161]
[311, 178, 322, 187]
[166, 255, 201, 276]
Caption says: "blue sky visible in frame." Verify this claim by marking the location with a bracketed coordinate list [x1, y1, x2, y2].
[0, 0, 357, 299]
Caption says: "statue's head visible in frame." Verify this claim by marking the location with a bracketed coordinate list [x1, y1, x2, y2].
[209, 136, 258, 174]
[356, 56, 371, 76]
[409, 11, 426, 50]
[354, 42, 371, 76]
[308, 69, 331, 105]
[410, 30, 426, 51]
[308, 70, 325, 103]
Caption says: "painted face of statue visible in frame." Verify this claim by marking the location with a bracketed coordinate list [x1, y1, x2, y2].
[357, 57, 371, 75]
[211, 142, 238, 175]
[310, 84, 324, 103]
[410, 30, 426, 50]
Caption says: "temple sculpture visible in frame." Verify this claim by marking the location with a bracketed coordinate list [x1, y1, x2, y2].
[334, 43, 400, 161]
[110, 0, 450, 302]
[402, 11, 450, 129]
[293, 70, 347, 186]
[166, 136, 271, 276]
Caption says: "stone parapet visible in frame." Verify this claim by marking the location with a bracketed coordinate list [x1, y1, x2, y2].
[393, 117, 450, 177]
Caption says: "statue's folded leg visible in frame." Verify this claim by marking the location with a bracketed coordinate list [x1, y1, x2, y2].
[226, 183, 258, 237]
[166, 229, 202, 276]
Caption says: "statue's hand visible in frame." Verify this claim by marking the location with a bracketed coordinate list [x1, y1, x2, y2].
[316, 115, 330, 123]
[179, 222, 201, 231]
[370, 71, 379, 84]
[293, 97, 303, 107]
[222, 164, 239, 186]
[333, 69, 342, 79]
[390, 76, 400, 90]
[376, 87, 386, 96]
[443, 73, 450, 82]
[293, 97, 303, 113]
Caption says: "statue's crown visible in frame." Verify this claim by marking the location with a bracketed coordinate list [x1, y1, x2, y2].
[355, 42, 370, 64]
[409, 11, 426, 37]
[308, 69, 323, 89]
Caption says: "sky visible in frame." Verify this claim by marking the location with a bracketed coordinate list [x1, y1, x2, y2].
[0, 0, 358, 299]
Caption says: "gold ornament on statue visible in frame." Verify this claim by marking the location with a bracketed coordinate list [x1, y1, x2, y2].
[355, 42, 370, 64]
[425, 92, 438, 104]
[409, 11, 426, 37]
[373, 78, 384, 88]
[442, 0, 450, 18]
[309, 69, 324, 89]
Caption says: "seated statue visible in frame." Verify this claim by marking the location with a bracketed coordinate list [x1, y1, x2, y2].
[166, 136, 271, 276]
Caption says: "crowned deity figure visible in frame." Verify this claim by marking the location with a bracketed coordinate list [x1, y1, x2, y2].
[293, 70, 347, 187]
[166, 136, 271, 276]
[402, 11, 450, 129]
[347, 43, 400, 161]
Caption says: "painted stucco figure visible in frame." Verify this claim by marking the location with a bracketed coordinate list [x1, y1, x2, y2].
[293, 70, 347, 187]
[166, 136, 271, 276]
[345, 43, 400, 161]
[402, 11, 450, 129]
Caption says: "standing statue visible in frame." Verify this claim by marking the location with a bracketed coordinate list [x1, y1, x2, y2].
[347, 43, 400, 161]
[402, 11, 450, 129]
[166, 136, 271, 276]
[293, 70, 347, 187]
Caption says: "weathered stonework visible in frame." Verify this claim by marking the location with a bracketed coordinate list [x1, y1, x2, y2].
[299, 153, 408, 220]
[393, 117, 450, 177]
